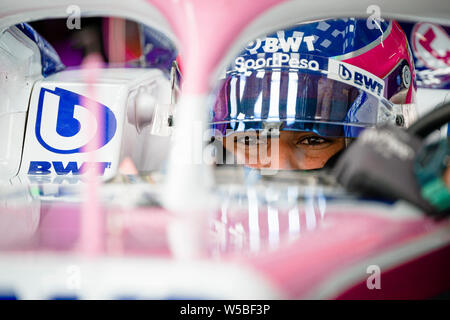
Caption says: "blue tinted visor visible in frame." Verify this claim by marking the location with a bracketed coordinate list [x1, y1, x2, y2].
[210, 64, 396, 138]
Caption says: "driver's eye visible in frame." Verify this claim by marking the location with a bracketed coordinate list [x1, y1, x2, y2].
[297, 136, 328, 146]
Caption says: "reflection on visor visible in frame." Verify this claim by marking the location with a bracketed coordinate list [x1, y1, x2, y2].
[211, 68, 394, 138]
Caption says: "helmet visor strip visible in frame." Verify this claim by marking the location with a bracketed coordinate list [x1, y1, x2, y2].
[210, 55, 398, 138]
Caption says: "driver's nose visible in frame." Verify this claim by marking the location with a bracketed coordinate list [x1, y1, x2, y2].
[269, 137, 303, 170]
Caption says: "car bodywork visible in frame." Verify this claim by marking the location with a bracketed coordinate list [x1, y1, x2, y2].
[0, 0, 449, 299]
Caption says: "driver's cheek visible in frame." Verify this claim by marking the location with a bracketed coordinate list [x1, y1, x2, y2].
[299, 142, 345, 170]
[300, 151, 333, 170]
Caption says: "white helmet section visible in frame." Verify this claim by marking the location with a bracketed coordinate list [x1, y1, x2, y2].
[0, 25, 43, 180]
[19, 68, 172, 182]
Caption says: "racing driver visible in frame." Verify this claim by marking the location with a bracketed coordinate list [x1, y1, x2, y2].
[209, 18, 417, 171]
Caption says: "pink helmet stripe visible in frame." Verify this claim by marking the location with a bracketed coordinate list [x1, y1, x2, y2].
[342, 21, 415, 103]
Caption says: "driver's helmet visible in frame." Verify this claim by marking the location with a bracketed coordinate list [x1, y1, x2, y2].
[210, 18, 417, 144]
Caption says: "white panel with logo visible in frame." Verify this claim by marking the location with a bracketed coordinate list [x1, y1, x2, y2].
[19, 68, 172, 182]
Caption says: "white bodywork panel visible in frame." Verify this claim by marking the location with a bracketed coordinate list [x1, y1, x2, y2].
[19, 68, 172, 182]
[0, 25, 43, 180]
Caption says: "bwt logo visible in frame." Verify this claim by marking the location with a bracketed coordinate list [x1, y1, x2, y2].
[35, 87, 117, 154]
[339, 64, 383, 96]
[245, 33, 315, 54]
[28, 161, 111, 175]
